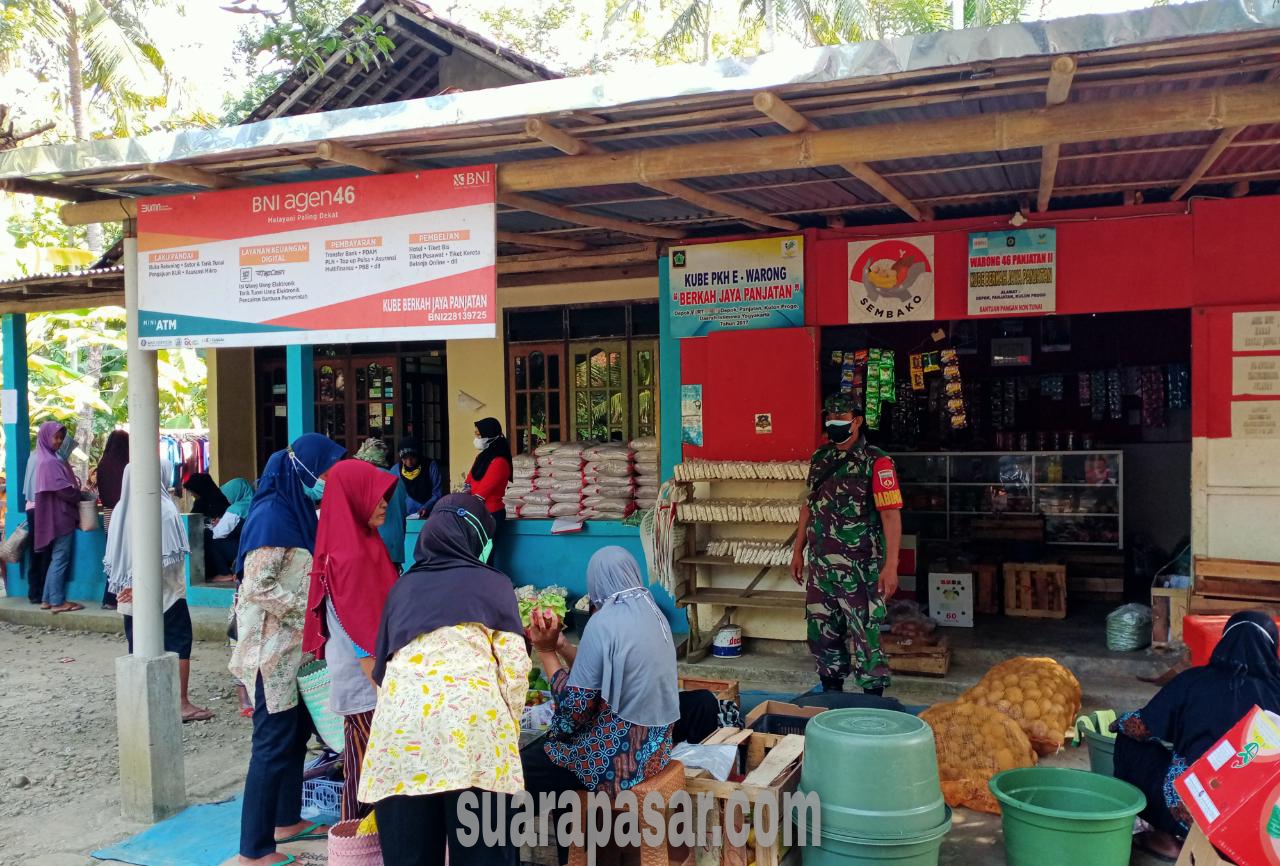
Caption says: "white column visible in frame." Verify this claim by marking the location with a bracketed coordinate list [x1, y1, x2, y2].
[116, 226, 186, 821]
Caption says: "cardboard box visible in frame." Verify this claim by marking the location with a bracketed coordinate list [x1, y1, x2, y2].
[1174, 705, 1280, 866]
[929, 571, 974, 627]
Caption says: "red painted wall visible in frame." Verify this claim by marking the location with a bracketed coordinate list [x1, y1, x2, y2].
[680, 327, 821, 460]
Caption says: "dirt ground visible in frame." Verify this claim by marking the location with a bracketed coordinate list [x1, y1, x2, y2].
[0, 621, 250, 866]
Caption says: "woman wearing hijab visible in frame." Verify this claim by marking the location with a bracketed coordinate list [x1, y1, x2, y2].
[22, 431, 52, 606]
[1114, 609, 1280, 860]
[301, 459, 398, 823]
[33, 422, 83, 613]
[230, 432, 345, 866]
[359, 493, 529, 866]
[396, 441, 444, 517]
[464, 418, 512, 536]
[222, 477, 256, 522]
[355, 438, 409, 569]
[524, 547, 680, 806]
[95, 430, 130, 608]
[185, 473, 240, 582]
[105, 458, 213, 722]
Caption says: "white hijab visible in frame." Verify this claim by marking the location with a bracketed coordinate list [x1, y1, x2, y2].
[104, 458, 189, 595]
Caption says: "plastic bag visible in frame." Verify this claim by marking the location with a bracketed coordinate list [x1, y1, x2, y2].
[1105, 603, 1153, 652]
[670, 743, 738, 782]
[956, 657, 1081, 756]
[920, 701, 1037, 814]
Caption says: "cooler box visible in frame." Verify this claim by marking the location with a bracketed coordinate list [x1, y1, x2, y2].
[1174, 705, 1280, 866]
[1185, 615, 1280, 667]
[928, 571, 973, 628]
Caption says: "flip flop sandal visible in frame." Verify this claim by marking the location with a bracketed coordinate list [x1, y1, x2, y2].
[182, 708, 215, 723]
[275, 822, 328, 843]
[52, 603, 84, 613]
[40, 603, 51, 610]
[239, 707, 254, 718]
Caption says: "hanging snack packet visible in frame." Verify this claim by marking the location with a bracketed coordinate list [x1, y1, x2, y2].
[923, 352, 941, 373]
[910, 353, 926, 391]
[879, 350, 896, 404]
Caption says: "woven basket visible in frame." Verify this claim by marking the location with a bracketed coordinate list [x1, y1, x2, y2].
[327, 819, 383, 866]
[297, 659, 346, 753]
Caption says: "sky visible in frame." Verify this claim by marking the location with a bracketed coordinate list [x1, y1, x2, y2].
[161, 0, 1168, 118]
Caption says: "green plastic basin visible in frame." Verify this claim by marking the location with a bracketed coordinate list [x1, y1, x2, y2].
[989, 767, 1145, 866]
[1082, 728, 1117, 777]
[799, 709, 946, 837]
[793, 810, 952, 866]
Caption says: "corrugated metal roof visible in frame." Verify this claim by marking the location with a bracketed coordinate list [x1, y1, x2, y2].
[0, 265, 123, 287]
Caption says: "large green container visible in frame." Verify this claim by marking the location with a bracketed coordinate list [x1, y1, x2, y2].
[1082, 728, 1117, 777]
[800, 709, 946, 837]
[793, 811, 952, 866]
[989, 767, 1145, 866]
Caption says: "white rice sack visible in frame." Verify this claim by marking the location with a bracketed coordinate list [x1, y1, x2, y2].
[549, 458, 585, 470]
[584, 460, 633, 478]
[531, 475, 559, 489]
[583, 482, 635, 498]
[550, 491, 583, 504]
[536, 455, 558, 468]
[503, 498, 524, 512]
[634, 462, 660, 476]
[583, 446, 633, 462]
[551, 479, 584, 493]
[581, 508, 627, 521]
[552, 442, 586, 455]
[512, 454, 537, 469]
[521, 492, 553, 506]
[533, 443, 561, 457]
[506, 486, 534, 500]
[542, 469, 584, 482]
[519, 504, 552, 518]
[549, 502, 583, 517]
[628, 436, 658, 452]
[583, 496, 631, 513]
[633, 450, 659, 466]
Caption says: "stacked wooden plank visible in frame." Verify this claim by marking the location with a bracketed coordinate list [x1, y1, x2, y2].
[1191, 556, 1280, 615]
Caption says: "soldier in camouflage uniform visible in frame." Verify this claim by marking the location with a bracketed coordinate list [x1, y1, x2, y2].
[790, 393, 904, 694]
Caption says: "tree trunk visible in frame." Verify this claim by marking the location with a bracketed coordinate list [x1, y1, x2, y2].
[700, 0, 713, 63]
[61, 3, 103, 255]
[764, 0, 776, 52]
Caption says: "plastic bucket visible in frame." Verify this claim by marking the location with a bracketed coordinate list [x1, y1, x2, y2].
[712, 624, 742, 658]
[793, 811, 951, 866]
[1082, 728, 1116, 777]
[800, 709, 946, 837]
[989, 767, 1145, 866]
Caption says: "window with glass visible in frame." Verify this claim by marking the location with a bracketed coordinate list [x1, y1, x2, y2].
[506, 302, 659, 454]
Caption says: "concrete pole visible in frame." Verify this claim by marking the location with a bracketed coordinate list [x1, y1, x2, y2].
[116, 225, 186, 822]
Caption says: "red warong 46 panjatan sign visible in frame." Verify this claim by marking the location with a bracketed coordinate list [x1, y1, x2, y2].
[137, 167, 497, 348]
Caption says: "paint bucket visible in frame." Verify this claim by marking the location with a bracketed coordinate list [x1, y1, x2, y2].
[711, 624, 742, 658]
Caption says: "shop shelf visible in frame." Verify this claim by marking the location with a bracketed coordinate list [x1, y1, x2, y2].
[678, 588, 806, 609]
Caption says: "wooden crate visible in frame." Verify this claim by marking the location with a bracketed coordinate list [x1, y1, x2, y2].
[1003, 562, 1068, 619]
[974, 563, 1000, 614]
[1151, 585, 1191, 648]
[884, 634, 951, 677]
[678, 675, 740, 704]
[686, 728, 806, 866]
[1062, 550, 1125, 602]
[1193, 557, 1280, 610]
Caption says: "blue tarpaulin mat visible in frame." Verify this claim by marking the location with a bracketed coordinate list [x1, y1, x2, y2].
[92, 796, 242, 866]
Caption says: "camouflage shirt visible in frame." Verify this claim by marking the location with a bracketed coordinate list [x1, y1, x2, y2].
[805, 437, 903, 568]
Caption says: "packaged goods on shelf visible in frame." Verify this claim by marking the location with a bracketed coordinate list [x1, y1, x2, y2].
[674, 459, 808, 482]
[703, 538, 794, 566]
[678, 498, 802, 524]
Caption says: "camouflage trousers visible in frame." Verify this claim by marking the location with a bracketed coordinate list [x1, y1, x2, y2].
[805, 559, 890, 690]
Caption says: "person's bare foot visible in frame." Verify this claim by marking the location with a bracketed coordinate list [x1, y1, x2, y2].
[181, 702, 214, 722]
[236, 853, 293, 865]
[1134, 829, 1182, 861]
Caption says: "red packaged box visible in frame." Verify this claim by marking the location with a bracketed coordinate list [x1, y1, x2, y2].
[1174, 706, 1280, 866]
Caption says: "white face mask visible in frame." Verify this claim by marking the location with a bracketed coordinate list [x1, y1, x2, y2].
[474, 436, 491, 451]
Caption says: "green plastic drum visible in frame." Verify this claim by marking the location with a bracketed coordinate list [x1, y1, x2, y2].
[799, 709, 947, 837]
[989, 767, 1145, 866]
[793, 810, 952, 866]
[1082, 728, 1117, 777]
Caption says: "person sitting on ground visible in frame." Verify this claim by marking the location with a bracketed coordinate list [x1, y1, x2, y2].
[185, 472, 241, 583]
[1114, 609, 1280, 861]
[360, 493, 529, 866]
[354, 438, 409, 570]
[523, 546, 680, 801]
[105, 457, 213, 722]
[396, 441, 444, 517]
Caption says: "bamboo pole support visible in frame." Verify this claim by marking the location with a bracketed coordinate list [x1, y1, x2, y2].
[1036, 56, 1077, 213]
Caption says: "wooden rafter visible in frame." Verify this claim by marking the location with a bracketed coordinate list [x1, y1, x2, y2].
[524, 119, 797, 231]
[753, 91, 929, 222]
[1037, 56, 1077, 213]
[1171, 126, 1244, 200]
[495, 231, 588, 251]
[147, 162, 245, 189]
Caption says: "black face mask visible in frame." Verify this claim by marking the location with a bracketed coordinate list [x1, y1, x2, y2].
[825, 421, 854, 444]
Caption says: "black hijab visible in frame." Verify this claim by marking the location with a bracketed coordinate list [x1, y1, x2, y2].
[1130, 610, 1280, 761]
[96, 430, 130, 510]
[471, 417, 512, 481]
[185, 473, 231, 519]
[372, 493, 523, 684]
[397, 441, 435, 504]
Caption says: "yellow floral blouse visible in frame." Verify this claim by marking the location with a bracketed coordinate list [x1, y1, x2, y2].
[357, 624, 531, 804]
[228, 547, 312, 714]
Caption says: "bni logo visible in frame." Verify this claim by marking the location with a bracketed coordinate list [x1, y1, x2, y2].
[453, 169, 492, 187]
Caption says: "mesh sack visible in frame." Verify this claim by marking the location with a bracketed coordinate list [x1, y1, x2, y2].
[549, 502, 582, 517]
[919, 701, 1036, 814]
[956, 657, 1082, 756]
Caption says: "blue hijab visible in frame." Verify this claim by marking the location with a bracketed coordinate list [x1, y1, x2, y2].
[235, 433, 345, 571]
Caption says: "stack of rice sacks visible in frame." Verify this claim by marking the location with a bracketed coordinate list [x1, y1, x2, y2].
[581, 442, 636, 520]
[527, 442, 586, 519]
[506, 454, 538, 516]
[630, 437, 660, 511]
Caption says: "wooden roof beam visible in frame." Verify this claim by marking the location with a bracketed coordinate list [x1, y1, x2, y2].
[1171, 126, 1243, 200]
[495, 230, 588, 251]
[147, 162, 244, 189]
[498, 191, 683, 240]
[1036, 56, 1077, 213]
[753, 91, 929, 222]
[524, 118, 799, 231]
[0, 178, 109, 203]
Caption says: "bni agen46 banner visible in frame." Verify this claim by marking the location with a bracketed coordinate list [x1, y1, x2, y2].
[137, 166, 497, 348]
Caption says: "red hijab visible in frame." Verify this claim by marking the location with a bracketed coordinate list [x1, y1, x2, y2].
[303, 460, 399, 658]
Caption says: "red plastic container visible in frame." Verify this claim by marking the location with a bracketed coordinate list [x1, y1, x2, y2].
[1184, 615, 1280, 667]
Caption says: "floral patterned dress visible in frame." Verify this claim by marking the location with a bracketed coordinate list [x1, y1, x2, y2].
[543, 668, 674, 797]
[228, 547, 311, 713]
[358, 624, 531, 804]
